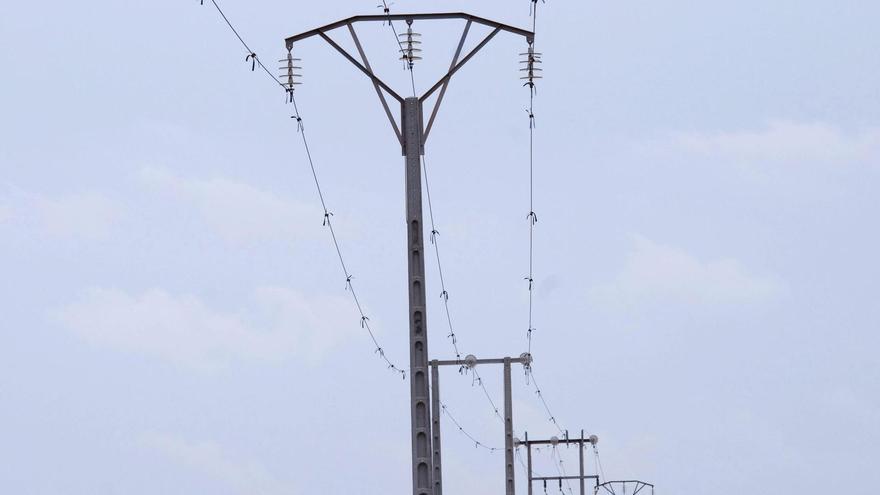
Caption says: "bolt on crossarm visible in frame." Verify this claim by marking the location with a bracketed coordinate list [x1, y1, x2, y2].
[284, 12, 533, 495]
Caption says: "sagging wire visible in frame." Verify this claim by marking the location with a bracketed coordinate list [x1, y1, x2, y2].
[521, 40, 542, 356]
[519, 5, 577, 487]
[423, 155, 506, 424]
[551, 445, 575, 495]
[519, 0, 562, 433]
[593, 443, 607, 482]
[199, 0, 406, 380]
[291, 90, 406, 380]
[528, 368, 564, 435]
[440, 401, 501, 452]
[201, 0, 287, 91]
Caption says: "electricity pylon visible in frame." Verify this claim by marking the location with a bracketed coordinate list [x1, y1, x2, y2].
[284, 12, 534, 495]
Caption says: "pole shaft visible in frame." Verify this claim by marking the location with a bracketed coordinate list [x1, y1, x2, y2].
[431, 362, 442, 495]
[579, 431, 585, 495]
[504, 358, 515, 495]
[404, 97, 433, 495]
[527, 432, 533, 495]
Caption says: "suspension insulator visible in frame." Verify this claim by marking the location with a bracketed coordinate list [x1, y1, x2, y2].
[519, 45, 543, 88]
[398, 24, 423, 69]
[279, 48, 303, 92]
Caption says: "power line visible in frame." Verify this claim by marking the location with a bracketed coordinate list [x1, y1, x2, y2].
[518, 4, 579, 490]
[551, 446, 575, 495]
[594, 444, 607, 482]
[197, 2, 606, 491]
[440, 401, 501, 452]
[200, 0, 405, 379]
[200, 0, 502, 455]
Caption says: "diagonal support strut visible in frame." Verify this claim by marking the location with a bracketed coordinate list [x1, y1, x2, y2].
[348, 24, 403, 145]
[422, 20, 472, 145]
[317, 31, 404, 104]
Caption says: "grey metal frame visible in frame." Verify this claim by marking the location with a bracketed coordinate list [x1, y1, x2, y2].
[285, 12, 534, 152]
[285, 13, 533, 44]
[595, 481, 655, 495]
[520, 431, 601, 495]
[285, 13, 533, 495]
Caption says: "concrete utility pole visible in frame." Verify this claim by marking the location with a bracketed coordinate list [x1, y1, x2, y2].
[285, 13, 533, 495]
[432, 355, 533, 495]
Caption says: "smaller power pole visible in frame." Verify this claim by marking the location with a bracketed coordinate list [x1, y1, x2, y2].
[431, 355, 532, 493]
[520, 432, 601, 495]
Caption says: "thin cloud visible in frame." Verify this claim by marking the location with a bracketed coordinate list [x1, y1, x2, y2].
[591, 236, 786, 308]
[56, 287, 358, 372]
[0, 203, 10, 223]
[1, 188, 122, 240]
[139, 167, 323, 244]
[139, 432, 295, 495]
[671, 121, 880, 165]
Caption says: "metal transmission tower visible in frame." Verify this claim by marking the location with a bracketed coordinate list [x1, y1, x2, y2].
[285, 12, 533, 495]
[595, 480, 655, 495]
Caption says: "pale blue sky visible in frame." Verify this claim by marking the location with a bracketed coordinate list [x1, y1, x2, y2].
[1, 0, 878, 494]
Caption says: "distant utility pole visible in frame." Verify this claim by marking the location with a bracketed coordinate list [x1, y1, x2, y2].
[285, 12, 534, 495]
[519, 431, 600, 495]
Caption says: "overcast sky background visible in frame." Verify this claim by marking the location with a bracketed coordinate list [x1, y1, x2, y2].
[1, 0, 879, 493]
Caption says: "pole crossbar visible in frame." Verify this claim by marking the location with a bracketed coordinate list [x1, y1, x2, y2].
[519, 438, 595, 447]
[285, 12, 533, 45]
[431, 357, 531, 367]
[533, 476, 600, 482]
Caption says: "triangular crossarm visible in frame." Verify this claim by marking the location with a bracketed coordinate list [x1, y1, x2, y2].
[347, 24, 403, 144]
[285, 12, 534, 147]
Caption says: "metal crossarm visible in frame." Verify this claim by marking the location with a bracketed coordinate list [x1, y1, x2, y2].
[285, 12, 533, 45]
[285, 12, 533, 147]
